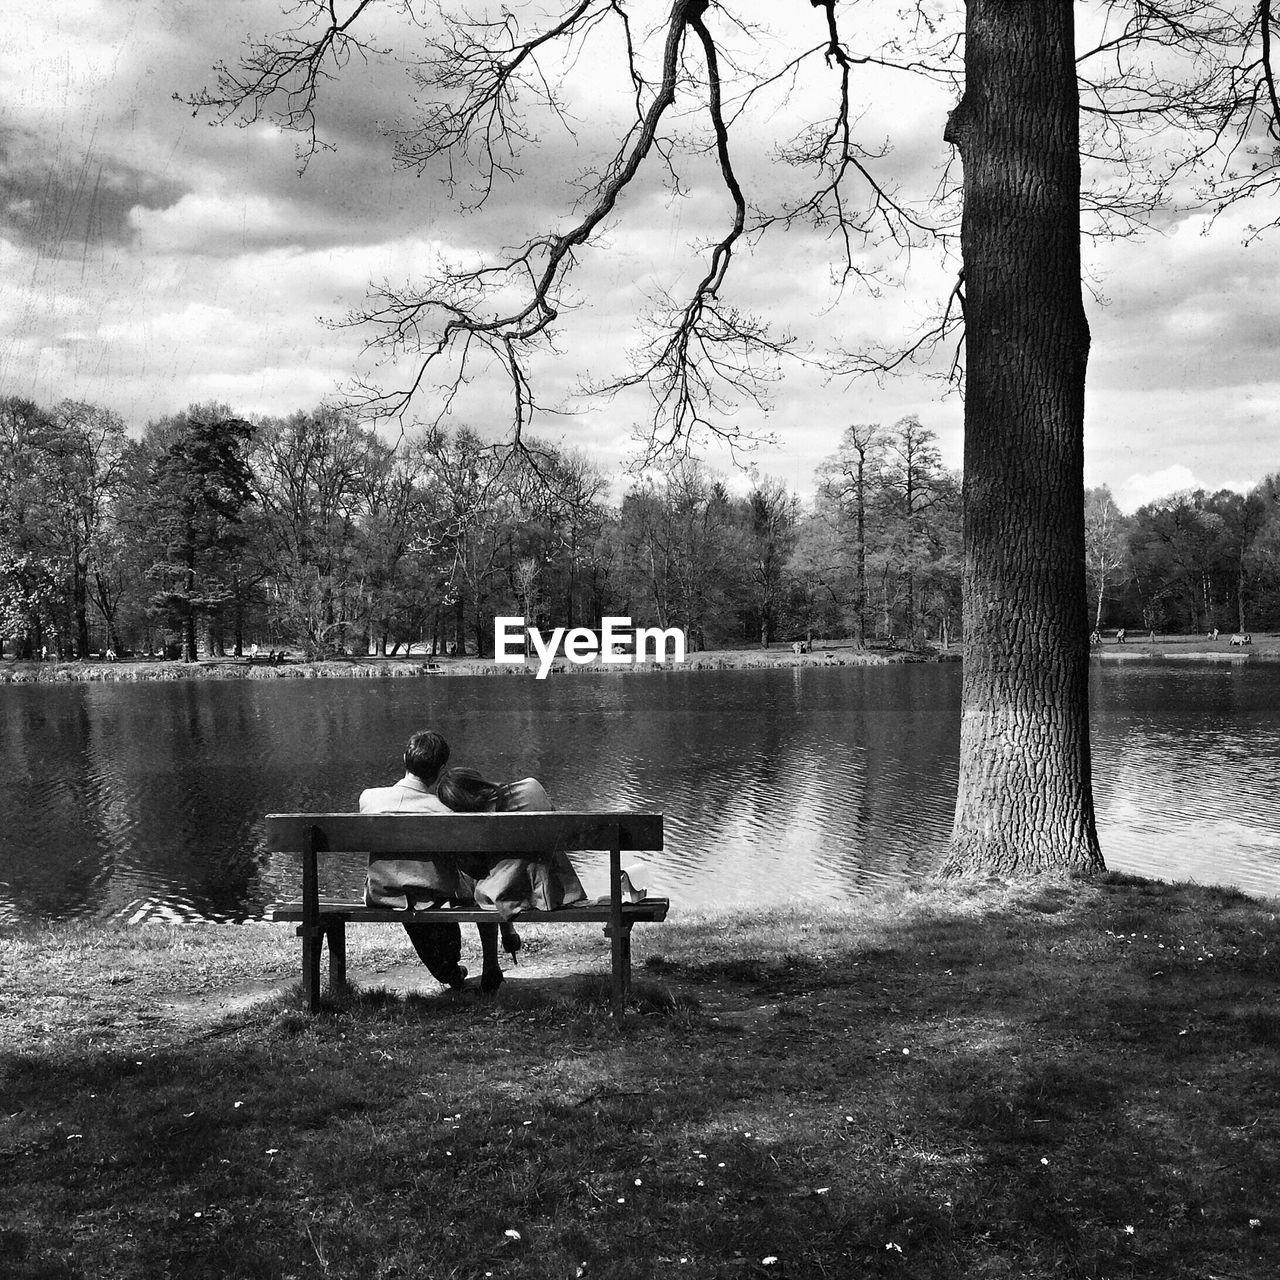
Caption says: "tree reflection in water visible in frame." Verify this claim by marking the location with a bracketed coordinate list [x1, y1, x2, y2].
[1, 662, 1277, 923]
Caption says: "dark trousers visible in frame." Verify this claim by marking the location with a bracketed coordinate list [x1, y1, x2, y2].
[403, 921, 463, 983]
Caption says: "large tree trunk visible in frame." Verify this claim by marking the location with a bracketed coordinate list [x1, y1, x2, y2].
[939, 0, 1104, 877]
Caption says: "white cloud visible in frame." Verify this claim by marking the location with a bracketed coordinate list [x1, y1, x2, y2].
[130, 192, 298, 256]
[1115, 465, 1203, 513]
[1112, 463, 1262, 514]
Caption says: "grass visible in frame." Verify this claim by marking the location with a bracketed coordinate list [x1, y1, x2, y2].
[2, 875, 1279, 1278]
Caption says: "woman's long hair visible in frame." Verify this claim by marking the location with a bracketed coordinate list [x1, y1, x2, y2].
[438, 767, 502, 813]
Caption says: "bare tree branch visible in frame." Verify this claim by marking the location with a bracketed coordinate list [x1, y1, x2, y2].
[192, 2, 1280, 462]
[179, 0, 391, 168]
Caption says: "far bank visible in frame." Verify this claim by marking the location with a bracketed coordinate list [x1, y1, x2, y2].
[6, 630, 1280, 683]
[0, 639, 948, 684]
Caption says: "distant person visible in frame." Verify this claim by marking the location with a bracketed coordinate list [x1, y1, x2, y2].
[1089, 629, 1101, 647]
[250, 642, 260, 661]
[1115, 628, 1126, 644]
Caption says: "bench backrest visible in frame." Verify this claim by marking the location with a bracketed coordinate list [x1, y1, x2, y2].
[264, 811, 663, 854]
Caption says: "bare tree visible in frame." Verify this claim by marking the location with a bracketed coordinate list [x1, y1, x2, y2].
[1084, 486, 1129, 631]
[193, 1, 1116, 876]
[879, 415, 948, 644]
[744, 478, 799, 648]
[816, 422, 887, 648]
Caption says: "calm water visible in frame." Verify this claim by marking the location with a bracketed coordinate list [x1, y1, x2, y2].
[2, 661, 1279, 924]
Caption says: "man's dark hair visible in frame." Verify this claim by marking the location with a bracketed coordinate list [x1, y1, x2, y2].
[403, 730, 449, 784]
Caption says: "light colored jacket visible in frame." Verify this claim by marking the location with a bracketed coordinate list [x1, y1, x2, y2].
[360, 774, 456, 909]
[466, 777, 588, 918]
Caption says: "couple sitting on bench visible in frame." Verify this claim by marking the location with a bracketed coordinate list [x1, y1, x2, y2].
[359, 729, 587, 993]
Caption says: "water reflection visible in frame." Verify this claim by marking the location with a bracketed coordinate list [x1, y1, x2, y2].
[1089, 663, 1280, 898]
[2, 660, 1278, 924]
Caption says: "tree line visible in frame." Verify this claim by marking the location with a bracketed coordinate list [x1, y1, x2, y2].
[0, 395, 948, 660]
[1087, 482, 1280, 636]
[6, 392, 1270, 662]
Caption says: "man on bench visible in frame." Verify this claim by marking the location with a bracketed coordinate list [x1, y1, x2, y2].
[360, 729, 519, 992]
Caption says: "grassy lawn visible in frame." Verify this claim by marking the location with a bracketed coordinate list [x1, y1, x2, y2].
[2, 875, 1278, 1279]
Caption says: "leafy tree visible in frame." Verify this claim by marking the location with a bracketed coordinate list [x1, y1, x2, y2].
[421, 427, 529, 656]
[359, 442, 441, 655]
[1084, 486, 1130, 631]
[741, 478, 799, 647]
[1245, 473, 1280, 628]
[251, 407, 388, 657]
[877, 416, 952, 646]
[618, 464, 742, 650]
[815, 423, 888, 648]
[46, 401, 128, 658]
[136, 405, 255, 661]
[786, 498, 857, 643]
[1128, 492, 1225, 634]
[0, 398, 59, 657]
[1208, 488, 1268, 634]
[512, 447, 611, 631]
[0, 398, 121, 658]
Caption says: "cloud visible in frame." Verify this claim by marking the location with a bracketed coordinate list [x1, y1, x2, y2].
[0, 124, 188, 254]
[130, 189, 308, 256]
[1115, 465, 1203, 513]
[1112, 462, 1263, 514]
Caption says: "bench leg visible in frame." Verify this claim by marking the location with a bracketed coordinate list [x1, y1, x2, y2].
[606, 921, 634, 1022]
[298, 920, 347, 1009]
[325, 919, 347, 989]
[298, 923, 323, 1013]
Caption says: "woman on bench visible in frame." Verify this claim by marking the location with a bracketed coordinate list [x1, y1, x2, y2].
[437, 768, 588, 991]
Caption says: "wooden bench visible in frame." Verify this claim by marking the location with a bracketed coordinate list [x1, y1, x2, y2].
[266, 811, 667, 1019]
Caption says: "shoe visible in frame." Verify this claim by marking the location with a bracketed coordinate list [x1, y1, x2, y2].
[500, 924, 522, 962]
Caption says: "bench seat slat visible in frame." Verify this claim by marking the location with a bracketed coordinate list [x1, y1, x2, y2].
[271, 898, 670, 925]
[265, 811, 663, 854]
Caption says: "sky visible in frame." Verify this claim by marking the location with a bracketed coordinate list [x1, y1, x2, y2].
[2, 1, 1278, 513]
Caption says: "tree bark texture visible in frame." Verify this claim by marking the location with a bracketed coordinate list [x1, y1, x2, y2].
[940, 0, 1104, 876]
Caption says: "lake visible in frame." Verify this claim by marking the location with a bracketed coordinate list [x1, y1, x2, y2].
[2, 660, 1279, 924]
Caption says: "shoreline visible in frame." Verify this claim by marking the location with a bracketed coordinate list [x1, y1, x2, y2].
[3, 633, 1277, 683]
[0, 642, 946, 683]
